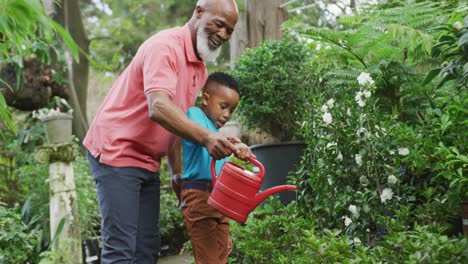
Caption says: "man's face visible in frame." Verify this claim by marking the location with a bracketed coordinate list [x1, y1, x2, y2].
[202, 84, 239, 128]
[196, 4, 237, 61]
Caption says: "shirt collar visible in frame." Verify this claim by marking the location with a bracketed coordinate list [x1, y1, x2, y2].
[183, 24, 202, 63]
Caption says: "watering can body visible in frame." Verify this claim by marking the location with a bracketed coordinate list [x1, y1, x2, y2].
[208, 157, 297, 223]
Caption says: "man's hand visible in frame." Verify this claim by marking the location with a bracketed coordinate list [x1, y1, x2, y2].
[202, 132, 239, 160]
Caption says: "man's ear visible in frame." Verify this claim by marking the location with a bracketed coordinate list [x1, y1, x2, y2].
[195, 6, 204, 19]
[202, 92, 209, 106]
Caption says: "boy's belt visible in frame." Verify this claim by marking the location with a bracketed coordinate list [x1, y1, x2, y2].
[182, 181, 213, 192]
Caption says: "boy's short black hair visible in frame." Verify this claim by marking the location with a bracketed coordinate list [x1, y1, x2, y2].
[204, 72, 240, 95]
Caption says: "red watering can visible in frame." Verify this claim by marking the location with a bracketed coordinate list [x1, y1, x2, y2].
[208, 157, 297, 224]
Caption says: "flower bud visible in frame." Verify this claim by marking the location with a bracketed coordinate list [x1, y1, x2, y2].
[453, 21, 463, 31]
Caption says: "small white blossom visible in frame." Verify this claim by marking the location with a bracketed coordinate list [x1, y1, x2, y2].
[355, 154, 363, 166]
[357, 99, 366, 107]
[388, 175, 397, 184]
[328, 178, 334, 186]
[389, 150, 395, 155]
[363, 90, 371, 98]
[348, 205, 359, 218]
[357, 72, 375, 86]
[380, 188, 394, 203]
[321, 104, 329, 113]
[353, 237, 362, 246]
[398, 148, 410, 156]
[322, 112, 333, 125]
[326, 98, 335, 108]
[344, 216, 353, 226]
[356, 127, 366, 136]
[337, 152, 343, 161]
[347, 108, 352, 116]
[32, 108, 73, 121]
[326, 142, 337, 149]
[355, 91, 363, 101]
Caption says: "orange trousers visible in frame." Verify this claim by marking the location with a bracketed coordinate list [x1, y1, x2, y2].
[181, 185, 231, 264]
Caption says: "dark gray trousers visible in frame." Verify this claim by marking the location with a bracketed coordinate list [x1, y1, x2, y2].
[87, 151, 160, 264]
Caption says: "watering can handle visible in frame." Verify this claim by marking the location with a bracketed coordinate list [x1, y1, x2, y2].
[210, 157, 265, 186]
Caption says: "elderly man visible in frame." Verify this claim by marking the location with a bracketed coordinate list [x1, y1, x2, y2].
[83, 0, 241, 263]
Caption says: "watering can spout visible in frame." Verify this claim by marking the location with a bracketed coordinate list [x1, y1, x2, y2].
[254, 185, 297, 207]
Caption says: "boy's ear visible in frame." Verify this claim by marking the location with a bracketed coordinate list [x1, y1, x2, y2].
[201, 92, 209, 106]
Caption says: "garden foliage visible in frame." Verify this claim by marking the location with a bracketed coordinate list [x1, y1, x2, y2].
[228, 1, 467, 262]
[230, 37, 313, 142]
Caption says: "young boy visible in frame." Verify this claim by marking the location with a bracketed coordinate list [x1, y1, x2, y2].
[168, 72, 252, 263]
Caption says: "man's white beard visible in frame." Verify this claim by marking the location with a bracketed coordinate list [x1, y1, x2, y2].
[197, 29, 221, 62]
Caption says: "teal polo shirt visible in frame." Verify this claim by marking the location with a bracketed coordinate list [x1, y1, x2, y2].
[182, 107, 228, 181]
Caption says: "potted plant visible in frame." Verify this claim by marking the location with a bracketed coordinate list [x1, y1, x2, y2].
[229, 36, 312, 204]
[33, 96, 73, 144]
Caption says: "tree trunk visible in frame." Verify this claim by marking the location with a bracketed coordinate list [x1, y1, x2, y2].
[44, 0, 90, 143]
[230, 0, 288, 67]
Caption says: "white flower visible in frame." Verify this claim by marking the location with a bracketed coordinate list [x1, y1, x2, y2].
[357, 99, 366, 107]
[357, 72, 375, 86]
[355, 91, 363, 101]
[321, 104, 329, 113]
[380, 188, 394, 203]
[328, 178, 334, 186]
[353, 237, 362, 246]
[326, 142, 337, 148]
[344, 216, 353, 226]
[388, 175, 397, 184]
[32, 108, 73, 121]
[363, 90, 371, 98]
[326, 98, 335, 108]
[355, 154, 363, 166]
[356, 127, 366, 136]
[347, 108, 352, 116]
[348, 205, 359, 218]
[322, 112, 333, 125]
[398, 148, 410, 156]
[389, 150, 395, 155]
[337, 152, 343, 161]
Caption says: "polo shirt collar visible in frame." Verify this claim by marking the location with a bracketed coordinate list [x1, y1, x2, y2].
[183, 24, 202, 63]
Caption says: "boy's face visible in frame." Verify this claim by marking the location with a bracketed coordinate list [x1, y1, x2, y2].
[202, 83, 239, 128]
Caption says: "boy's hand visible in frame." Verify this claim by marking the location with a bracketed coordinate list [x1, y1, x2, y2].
[233, 143, 254, 161]
[171, 173, 182, 206]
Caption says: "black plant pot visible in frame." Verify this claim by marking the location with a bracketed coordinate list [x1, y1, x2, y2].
[82, 237, 101, 264]
[250, 141, 307, 205]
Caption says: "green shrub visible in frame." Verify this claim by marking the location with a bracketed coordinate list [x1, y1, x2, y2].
[375, 226, 468, 263]
[230, 36, 313, 142]
[0, 205, 41, 264]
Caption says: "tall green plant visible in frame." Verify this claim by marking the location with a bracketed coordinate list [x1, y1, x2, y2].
[0, 0, 79, 135]
[287, 0, 465, 120]
[230, 37, 313, 141]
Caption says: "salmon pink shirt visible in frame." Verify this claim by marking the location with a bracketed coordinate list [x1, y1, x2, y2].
[83, 25, 207, 172]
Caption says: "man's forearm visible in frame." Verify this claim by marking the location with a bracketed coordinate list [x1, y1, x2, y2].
[147, 91, 209, 146]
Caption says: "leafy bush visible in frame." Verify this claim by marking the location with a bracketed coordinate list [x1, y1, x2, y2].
[0, 205, 41, 264]
[230, 37, 313, 142]
[228, 199, 314, 263]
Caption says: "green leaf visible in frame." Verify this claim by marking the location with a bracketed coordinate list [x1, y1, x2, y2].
[423, 68, 441, 85]
[47, 18, 80, 62]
